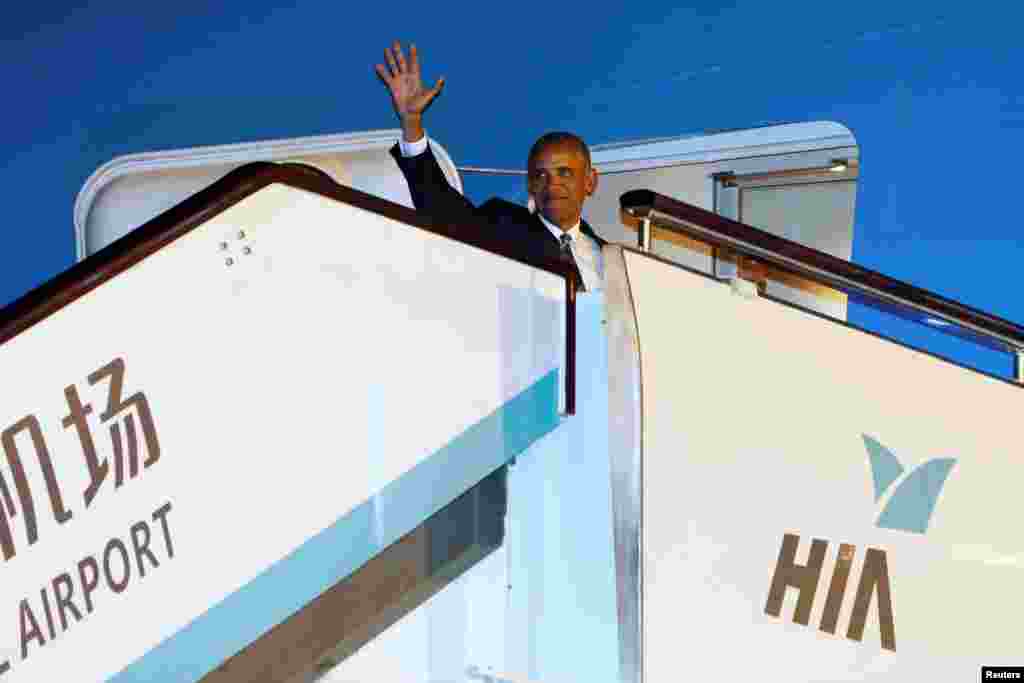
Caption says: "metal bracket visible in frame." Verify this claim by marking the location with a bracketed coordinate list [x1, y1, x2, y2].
[730, 277, 760, 299]
[713, 247, 738, 280]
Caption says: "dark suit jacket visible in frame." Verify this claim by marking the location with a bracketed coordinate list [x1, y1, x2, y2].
[390, 143, 606, 290]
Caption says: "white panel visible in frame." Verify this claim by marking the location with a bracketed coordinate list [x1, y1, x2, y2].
[603, 248, 643, 683]
[582, 123, 859, 310]
[741, 181, 856, 259]
[0, 184, 562, 681]
[621, 249, 1022, 680]
[75, 130, 463, 260]
[320, 292, 620, 683]
[590, 122, 856, 172]
[320, 548, 510, 683]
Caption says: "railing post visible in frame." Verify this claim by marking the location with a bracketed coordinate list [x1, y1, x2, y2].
[638, 217, 652, 252]
[714, 246, 738, 281]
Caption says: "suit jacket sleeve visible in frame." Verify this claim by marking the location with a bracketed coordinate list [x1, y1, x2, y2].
[389, 142, 478, 221]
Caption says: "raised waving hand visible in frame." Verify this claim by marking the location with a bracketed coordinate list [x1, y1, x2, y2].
[375, 42, 444, 142]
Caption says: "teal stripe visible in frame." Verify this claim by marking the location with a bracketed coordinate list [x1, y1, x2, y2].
[110, 369, 560, 682]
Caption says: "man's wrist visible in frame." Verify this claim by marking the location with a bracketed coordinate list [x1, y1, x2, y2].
[400, 115, 425, 141]
[398, 118, 428, 157]
[398, 134, 428, 157]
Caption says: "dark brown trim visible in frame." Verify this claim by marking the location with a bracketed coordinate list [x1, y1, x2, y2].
[203, 467, 508, 682]
[565, 276, 577, 416]
[714, 159, 858, 187]
[1, 160, 577, 419]
[1, 161, 576, 344]
[620, 189, 1024, 351]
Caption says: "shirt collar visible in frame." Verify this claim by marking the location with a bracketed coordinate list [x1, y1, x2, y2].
[535, 210, 581, 243]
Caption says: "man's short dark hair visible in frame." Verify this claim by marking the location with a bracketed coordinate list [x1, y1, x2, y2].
[528, 131, 591, 169]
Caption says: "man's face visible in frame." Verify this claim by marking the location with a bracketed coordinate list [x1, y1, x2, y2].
[527, 141, 598, 230]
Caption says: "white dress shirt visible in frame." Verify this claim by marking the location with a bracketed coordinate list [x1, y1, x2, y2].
[398, 133, 603, 292]
[534, 211, 603, 293]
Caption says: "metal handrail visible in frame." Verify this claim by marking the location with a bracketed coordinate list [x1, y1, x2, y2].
[620, 189, 1024, 380]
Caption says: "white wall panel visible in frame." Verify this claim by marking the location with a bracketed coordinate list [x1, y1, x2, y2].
[0, 184, 563, 681]
[608, 246, 1022, 681]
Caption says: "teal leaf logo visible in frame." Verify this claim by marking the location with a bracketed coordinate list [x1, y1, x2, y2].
[862, 435, 904, 501]
[862, 435, 956, 534]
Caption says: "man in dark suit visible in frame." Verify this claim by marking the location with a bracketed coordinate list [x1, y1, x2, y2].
[376, 41, 606, 292]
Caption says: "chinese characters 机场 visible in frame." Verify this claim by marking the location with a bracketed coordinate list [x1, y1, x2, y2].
[0, 357, 160, 562]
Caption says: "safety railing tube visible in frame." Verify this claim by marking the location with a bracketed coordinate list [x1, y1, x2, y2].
[620, 189, 1024, 379]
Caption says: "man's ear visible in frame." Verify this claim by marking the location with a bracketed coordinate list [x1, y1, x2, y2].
[585, 167, 599, 196]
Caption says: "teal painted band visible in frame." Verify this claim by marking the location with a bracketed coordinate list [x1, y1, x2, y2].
[110, 369, 560, 682]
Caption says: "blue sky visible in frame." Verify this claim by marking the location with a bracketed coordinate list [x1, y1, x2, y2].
[1, 4, 1022, 680]
[2, 1, 1023, 375]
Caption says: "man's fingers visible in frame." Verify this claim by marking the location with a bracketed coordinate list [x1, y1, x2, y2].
[384, 46, 399, 77]
[374, 63, 393, 86]
[393, 41, 408, 72]
[422, 77, 445, 106]
[409, 43, 419, 75]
